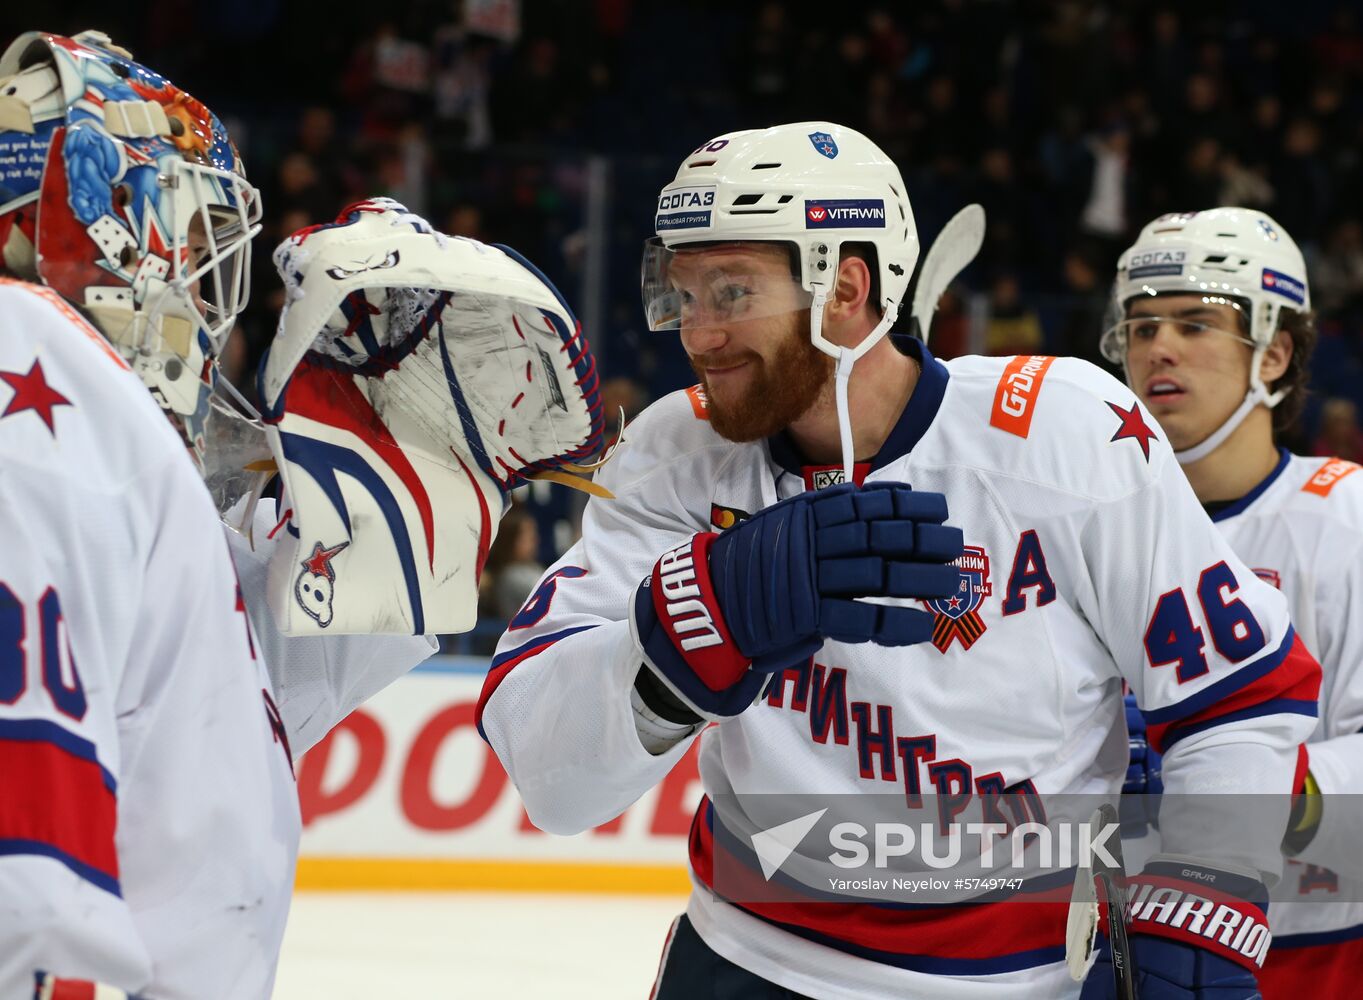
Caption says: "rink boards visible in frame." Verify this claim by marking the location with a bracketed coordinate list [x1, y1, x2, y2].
[295, 656, 697, 893]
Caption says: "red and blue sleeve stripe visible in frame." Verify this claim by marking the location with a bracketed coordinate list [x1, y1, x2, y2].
[1261, 923, 1363, 1000]
[0, 718, 119, 896]
[474, 624, 600, 742]
[1144, 627, 1322, 754]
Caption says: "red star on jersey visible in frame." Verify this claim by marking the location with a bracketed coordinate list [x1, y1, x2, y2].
[301, 540, 350, 581]
[1107, 399, 1158, 461]
[947, 596, 962, 610]
[0, 359, 72, 434]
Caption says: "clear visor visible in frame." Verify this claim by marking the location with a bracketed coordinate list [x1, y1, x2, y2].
[641, 237, 813, 332]
[1100, 298, 1250, 364]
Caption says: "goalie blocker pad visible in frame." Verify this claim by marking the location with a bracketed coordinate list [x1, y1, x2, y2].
[257, 199, 603, 636]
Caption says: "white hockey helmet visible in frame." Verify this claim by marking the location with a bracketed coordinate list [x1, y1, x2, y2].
[1102, 208, 1309, 361]
[642, 121, 918, 362]
[1101, 208, 1310, 463]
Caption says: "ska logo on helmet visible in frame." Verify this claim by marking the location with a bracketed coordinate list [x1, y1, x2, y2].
[294, 540, 349, 628]
[1257, 218, 1280, 241]
[808, 131, 839, 159]
[325, 250, 400, 280]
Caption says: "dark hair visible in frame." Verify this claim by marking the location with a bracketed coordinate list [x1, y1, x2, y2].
[483, 503, 536, 575]
[840, 242, 882, 316]
[1271, 308, 1317, 438]
[778, 241, 884, 319]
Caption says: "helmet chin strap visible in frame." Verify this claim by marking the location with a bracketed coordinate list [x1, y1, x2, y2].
[834, 347, 856, 482]
[809, 287, 897, 483]
[1173, 349, 1287, 465]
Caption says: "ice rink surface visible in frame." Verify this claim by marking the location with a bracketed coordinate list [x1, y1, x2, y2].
[274, 891, 687, 998]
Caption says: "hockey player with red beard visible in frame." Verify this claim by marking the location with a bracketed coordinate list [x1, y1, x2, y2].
[478, 123, 1321, 999]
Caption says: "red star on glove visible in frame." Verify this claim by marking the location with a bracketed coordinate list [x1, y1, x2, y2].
[0, 359, 72, 434]
[301, 540, 350, 582]
[1107, 400, 1158, 462]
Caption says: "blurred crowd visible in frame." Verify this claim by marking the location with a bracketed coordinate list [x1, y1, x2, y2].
[9, 0, 1363, 633]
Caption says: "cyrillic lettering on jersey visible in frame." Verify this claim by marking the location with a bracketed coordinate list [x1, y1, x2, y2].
[990, 355, 1055, 438]
[766, 661, 1048, 834]
[850, 702, 896, 781]
[1001, 530, 1057, 615]
[808, 664, 850, 745]
[927, 759, 973, 833]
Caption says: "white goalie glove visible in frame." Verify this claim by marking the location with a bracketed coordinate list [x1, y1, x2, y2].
[256, 198, 604, 635]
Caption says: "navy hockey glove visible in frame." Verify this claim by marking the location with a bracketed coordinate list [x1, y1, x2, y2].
[1122, 693, 1164, 795]
[631, 482, 963, 720]
[1120, 692, 1164, 835]
[1081, 859, 1268, 1000]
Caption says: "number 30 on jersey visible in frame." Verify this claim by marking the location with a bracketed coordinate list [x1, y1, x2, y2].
[0, 584, 86, 719]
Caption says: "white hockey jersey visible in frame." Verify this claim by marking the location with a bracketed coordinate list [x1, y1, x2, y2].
[478, 341, 1322, 1000]
[1205, 450, 1363, 996]
[224, 500, 439, 758]
[0, 280, 435, 998]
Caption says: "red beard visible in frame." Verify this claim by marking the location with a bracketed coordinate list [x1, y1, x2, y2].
[690, 321, 833, 442]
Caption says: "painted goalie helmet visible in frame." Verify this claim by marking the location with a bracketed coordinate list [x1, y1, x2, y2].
[0, 30, 261, 463]
[1101, 208, 1310, 463]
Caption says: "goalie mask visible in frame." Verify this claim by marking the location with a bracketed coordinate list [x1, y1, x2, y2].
[0, 30, 261, 464]
[259, 199, 604, 636]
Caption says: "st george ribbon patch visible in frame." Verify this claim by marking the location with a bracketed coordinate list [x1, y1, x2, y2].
[925, 544, 992, 652]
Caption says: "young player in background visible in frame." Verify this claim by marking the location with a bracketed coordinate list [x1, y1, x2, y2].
[1107, 208, 1363, 999]
[0, 30, 601, 999]
[478, 123, 1320, 999]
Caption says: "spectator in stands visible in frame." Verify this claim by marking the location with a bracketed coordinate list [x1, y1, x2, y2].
[984, 272, 1044, 357]
[598, 376, 647, 449]
[1078, 123, 1133, 262]
[51, 0, 1363, 548]
[1056, 247, 1110, 366]
[1312, 398, 1363, 463]
[480, 504, 546, 623]
[1312, 220, 1363, 316]
[925, 288, 969, 361]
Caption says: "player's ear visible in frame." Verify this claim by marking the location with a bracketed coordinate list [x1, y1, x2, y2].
[1260, 327, 1293, 383]
[827, 253, 873, 322]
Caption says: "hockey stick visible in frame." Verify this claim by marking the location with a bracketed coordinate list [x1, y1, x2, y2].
[906, 203, 986, 342]
[1065, 803, 1138, 999]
